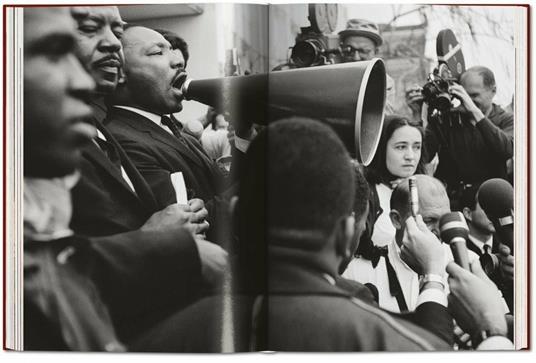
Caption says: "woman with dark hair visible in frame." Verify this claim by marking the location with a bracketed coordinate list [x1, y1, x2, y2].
[364, 115, 425, 246]
[343, 115, 425, 270]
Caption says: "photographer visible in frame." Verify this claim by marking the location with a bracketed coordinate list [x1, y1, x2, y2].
[422, 66, 513, 210]
[338, 19, 395, 114]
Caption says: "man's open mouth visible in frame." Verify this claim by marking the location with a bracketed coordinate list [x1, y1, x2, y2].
[172, 72, 188, 89]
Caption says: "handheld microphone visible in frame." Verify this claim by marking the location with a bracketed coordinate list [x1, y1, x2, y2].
[439, 212, 470, 270]
[477, 178, 514, 254]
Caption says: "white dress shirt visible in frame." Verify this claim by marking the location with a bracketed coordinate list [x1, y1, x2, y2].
[468, 234, 494, 254]
[371, 183, 396, 247]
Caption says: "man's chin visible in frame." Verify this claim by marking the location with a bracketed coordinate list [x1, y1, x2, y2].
[94, 75, 119, 95]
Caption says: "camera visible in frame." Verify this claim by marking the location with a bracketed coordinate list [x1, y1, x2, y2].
[289, 31, 341, 68]
[284, 4, 341, 69]
[421, 29, 466, 112]
[422, 64, 458, 112]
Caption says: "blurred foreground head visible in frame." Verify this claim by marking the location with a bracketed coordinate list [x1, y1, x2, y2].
[235, 118, 358, 288]
[24, 7, 95, 178]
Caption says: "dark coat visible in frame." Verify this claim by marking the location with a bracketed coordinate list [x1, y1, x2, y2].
[424, 103, 513, 189]
[105, 107, 231, 242]
[70, 121, 158, 236]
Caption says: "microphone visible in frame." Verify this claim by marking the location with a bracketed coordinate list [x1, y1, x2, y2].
[477, 178, 514, 254]
[439, 212, 470, 270]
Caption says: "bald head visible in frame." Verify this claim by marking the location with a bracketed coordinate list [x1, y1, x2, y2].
[390, 175, 450, 237]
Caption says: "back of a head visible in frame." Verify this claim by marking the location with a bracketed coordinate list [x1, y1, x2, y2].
[390, 175, 449, 217]
[237, 118, 356, 247]
[267, 118, 355, 244]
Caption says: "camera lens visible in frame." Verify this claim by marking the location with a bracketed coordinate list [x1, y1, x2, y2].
[291, 40, 321, 68]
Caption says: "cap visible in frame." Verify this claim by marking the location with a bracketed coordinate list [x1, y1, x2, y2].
[338, 18, 383, 47]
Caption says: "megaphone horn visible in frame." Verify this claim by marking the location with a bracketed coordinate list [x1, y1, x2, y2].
[182, 58, 386, 166]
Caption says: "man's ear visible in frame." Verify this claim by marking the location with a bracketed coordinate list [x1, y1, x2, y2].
[389, 210, 403, 230]
[462, 206, 472, 222]
[335, 215, 355, 259]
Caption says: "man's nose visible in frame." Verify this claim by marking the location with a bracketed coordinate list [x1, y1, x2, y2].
[98, 26, 121, 52]
[67, 55, 96, 94]
[352, 52, 361, 61]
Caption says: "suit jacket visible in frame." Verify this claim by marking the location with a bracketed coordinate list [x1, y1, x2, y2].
[131, 263, 451, 352]
[105, 107, 223, 208]
[70, 121, 158, 236]
[105, 107, 230, 242]
[68, 103, 204, 344]
[266, 262, 451, 351]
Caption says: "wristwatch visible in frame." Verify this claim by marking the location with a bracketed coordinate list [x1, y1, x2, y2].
[419, 273, 446, 291]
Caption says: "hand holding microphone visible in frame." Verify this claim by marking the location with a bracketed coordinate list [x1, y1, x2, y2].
[402, 215, 445, 276]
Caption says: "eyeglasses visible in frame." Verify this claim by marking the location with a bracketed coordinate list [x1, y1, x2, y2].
[341, 45, 374, 59]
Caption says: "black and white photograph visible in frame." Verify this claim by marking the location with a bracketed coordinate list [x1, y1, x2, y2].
[2, 1, 529, 355]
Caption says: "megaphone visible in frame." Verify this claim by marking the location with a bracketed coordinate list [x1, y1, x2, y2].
[182, 58, 386, 165]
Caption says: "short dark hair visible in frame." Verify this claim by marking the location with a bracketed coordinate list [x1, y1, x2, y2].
[462, 66, 496, 89]
[237, 118, 355, 249]
[459, 183, 481, 211]
[365, 115, 425, 185]
[153, 28, 189, 68]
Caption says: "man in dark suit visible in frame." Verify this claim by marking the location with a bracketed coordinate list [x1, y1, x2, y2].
[67, 6, 228, 344]
[106, 25, 246, 242]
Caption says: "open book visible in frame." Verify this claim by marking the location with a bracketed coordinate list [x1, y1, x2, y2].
[3, 3, 529, 352]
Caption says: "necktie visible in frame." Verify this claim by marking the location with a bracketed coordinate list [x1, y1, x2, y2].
[161, 115, 184, 140]
[161, 115, 212, 173]
[483, 244, 492, 255]
[95, 137, 122, 171]
[370, 245, 409, 312]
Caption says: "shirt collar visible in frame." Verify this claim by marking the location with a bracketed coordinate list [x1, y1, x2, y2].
[468, 234, 493, 253]
[24, 173, 79, 242]
[114, 105, 162, 126]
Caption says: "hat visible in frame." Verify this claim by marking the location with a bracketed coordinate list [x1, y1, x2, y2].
[338, 19, 383, 47]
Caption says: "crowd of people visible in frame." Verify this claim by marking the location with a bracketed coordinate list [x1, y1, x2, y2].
[23, 6, 515, 352]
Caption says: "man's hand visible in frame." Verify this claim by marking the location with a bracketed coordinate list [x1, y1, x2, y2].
[188, 198, 209, 223]
[141, 204, 208, 236]
[497, 244, 514, 282]
[401, 215, 446, 276]
[446, 260, 507, 340]
[195, 238, 228, 285]
[449, 84, 485, 122]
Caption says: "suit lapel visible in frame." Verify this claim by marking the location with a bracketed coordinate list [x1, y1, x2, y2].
[97, 123, 158, 212]
[111, 108, 204, 168]
[82, 142, 141, 201]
